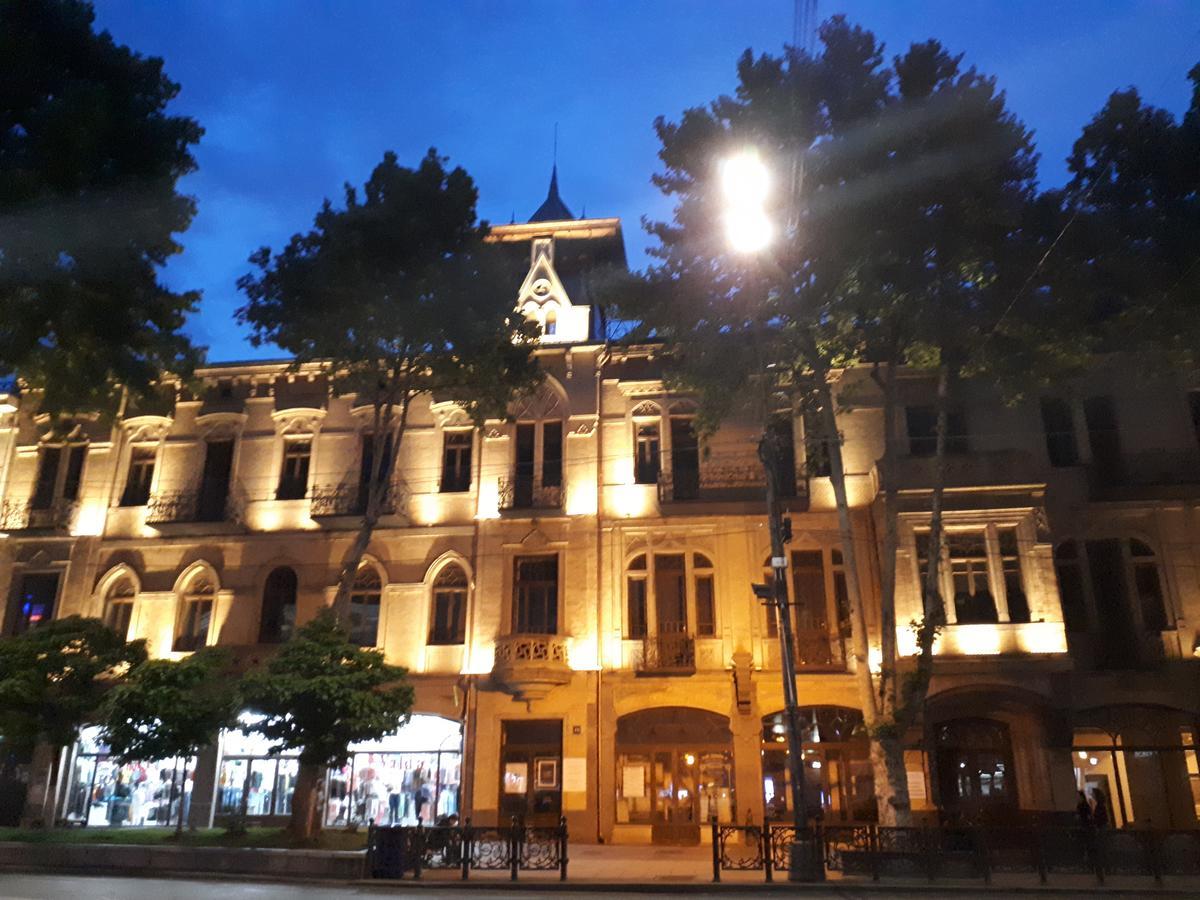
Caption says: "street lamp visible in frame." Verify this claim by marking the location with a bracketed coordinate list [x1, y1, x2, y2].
[724, 149, 824, 883]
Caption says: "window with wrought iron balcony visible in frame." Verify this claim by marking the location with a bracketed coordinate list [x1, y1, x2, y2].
[493, 555, 570, 700]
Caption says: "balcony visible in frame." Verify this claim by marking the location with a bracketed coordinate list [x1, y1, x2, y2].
[498, 475, 563, 512]
[146, 484, 246, 526]
[657, 463, 805, 504]
[491, 633, 571, 700]
[309, 479, 407, 519]
[637, 629, 696, 676]
[0, 498, 78, 532]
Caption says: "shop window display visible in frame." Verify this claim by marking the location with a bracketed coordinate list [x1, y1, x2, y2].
[324, 714, 462, 828]
[62, 726, 195, 827]
[215, 714, 300, 818]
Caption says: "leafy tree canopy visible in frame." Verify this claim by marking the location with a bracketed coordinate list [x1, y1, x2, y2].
[0, 616, 146, 752]
[240, 609, 413, 767]
[100, 648, 240, 765]
[0, 0, 204, 417]
[237, 148, 539, 420]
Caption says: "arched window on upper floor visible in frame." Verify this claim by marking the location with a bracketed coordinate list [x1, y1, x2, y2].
[349, 564, 383, 647]
[259, 566, 297, 644]
[429, 564, 468, 645]
[103, 573, 137, 641]
[174, 566, 216, 652]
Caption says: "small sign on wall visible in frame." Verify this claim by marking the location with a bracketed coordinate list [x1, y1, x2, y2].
[562, 757, 586, 793]
[622, 764, 646, 799]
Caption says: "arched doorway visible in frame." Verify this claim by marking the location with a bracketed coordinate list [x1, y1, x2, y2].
[615, 707, 734, 844]
[761, 706, 873, 823]
[934, 718, 1017, 821]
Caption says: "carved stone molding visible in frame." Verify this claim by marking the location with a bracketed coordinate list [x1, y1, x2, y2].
[195, 412, 247, 441]
[271, 407, 326, 436]
[122, 415, 173, 444]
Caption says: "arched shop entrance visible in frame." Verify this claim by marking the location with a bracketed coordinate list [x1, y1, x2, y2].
[615, 707, 734, 844]
[325, 714, 462, 828]
[761, 706, 874, 823]
[62, 726, 196, 827]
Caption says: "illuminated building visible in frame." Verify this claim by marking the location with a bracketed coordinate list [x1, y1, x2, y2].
[1, 173, 1198, 839]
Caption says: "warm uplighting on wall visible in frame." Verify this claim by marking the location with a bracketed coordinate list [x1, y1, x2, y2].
[70, 503, 106, 536]
[462, 643, 496, 675]
[868, 645, 883, 674]
[412, 493, 443, 526]
[613, 482, 652, 519]
[896, 621, 1067, 657]
[565, 481, 597, 517]
[476, 480, 501, 520]
[567, 635, 600, 671]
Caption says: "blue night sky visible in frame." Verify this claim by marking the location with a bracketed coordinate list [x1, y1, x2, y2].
[91, 1, 1200, 363]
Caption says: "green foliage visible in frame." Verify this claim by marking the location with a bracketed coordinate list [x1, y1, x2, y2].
[0, 616, 146, 752]
[236, 148, 540, 423]
[100, 648, 240, 765]
[0, 0, 204, 416]
[240, 609, 413, 767]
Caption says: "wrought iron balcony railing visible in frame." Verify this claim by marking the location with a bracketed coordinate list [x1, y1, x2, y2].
[309, 478, 407, 518]
[638, 626, 696, 674]
[498, 475, 563, 511]
[146, 483, 247, 526]
[0, 498, 78, 532]
[657, 464, 806, 503]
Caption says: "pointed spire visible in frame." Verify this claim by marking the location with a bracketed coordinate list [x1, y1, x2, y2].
[529, 163, 574, 222]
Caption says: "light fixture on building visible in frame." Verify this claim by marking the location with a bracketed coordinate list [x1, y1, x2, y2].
[1077, 751, 1088, 759]
[0, 393, 17, 414]
[1089, 757, 1099, 766]
[683, 753, 696, 766]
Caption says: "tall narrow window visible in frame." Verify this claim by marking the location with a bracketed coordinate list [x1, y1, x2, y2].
[357, 432, 394, 514]
[626, 554, 648, 638]
[694, 553, 716, 637]
[906, 406, 968, 456]
[349, 566, 382, 647]
[948, 533, 996, 623]
[1084, 396, 1123, 486]
[429, 564, 468, 645]
[999, 529, 1029, 623]
[634, 424, 660, 485]
[9, 572, 59, 635]
[514, 555, 558, 634]
[276, 439, 311, 500]
[121, 446, 156, 507]
[541, 421, 563, 488]
[1054, 542, 1089, 633]
[1189, 391, 1200, 452]
[1040, 398, 1079, 467]
[791, 550, 833, 666]
[440, 431, 473, 493]
[514, 423, 536, 508]
[1130, 540, 1169, 631]
[61, 444, 86, 501]
[173, 572, 215, 652]
[544, 310, 557, 336]
[767, 416, 798, 498]
[31, 447, 61, 510]
[104, 575, 136, 640]
[259, 567, 297, 643]
[802, 408, 831, 477]
[670, 418, 700, 500]
[197, 439, 234, 522]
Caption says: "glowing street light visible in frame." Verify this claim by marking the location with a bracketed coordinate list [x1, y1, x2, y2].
[720, 149, 774, 253]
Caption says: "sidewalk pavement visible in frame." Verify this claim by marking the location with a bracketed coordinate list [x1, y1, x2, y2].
[357, 842, 1200, 894]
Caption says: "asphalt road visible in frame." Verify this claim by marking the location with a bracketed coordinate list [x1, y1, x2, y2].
[0, 873, 1183, 900]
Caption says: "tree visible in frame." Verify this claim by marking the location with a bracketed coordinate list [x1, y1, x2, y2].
[0, 0, 203, 416]
[618, 17, 1039, 824]
[100, 648, 240, 835]
[0, 616, 146, 825]
[240, 609, 413, 840]
[237, 149, 539, 623]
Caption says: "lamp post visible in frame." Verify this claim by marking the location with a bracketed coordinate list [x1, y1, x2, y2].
[724, 149, 823, 882]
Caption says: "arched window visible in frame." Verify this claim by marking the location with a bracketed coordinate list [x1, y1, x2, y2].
[624, 552, 716, 640]
[544, 309, 557, 336]
[259, 567, 297, 644]
[429, 564, 468, 645]
[349, 565, 382, 647]
[174, 568, 216, 652]
[104, 574, 136, 640]
[935, 718, 1016, 814]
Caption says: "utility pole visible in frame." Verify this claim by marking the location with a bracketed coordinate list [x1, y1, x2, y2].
[755, 427, 823, 882]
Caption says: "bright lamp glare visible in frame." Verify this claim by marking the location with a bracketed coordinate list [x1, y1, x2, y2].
[721, 151, 770, 204]
[725, 208, 774, 254]
[720, 149, 773, 253]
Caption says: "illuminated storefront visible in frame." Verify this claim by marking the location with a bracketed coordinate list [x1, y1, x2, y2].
[324, 714, 462, 827]
[215, 714, 300, 819]
[761, 706, 874, 823]
[62, 726, 196, 828]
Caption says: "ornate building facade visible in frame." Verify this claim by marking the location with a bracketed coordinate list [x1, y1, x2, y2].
[1, 177, 1199, 840]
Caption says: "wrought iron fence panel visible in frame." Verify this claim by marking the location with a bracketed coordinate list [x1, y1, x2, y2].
[1037, 826, 1095, 875]
[715, 824, 765, 870]
[469, 826, 514, 870]
[769, 824, 798, 872]
[820, 824, 871, 872]
[1158, 830, 1200, 876]
[417, 826, 464, 870]
[1098, 829, 1152, 877]
[520, 823, 565, 871]
[981, 826, 1040, 874]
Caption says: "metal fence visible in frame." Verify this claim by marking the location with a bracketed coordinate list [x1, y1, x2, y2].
[366, 816, 568, 881]
[711, 818, 1200, 884]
